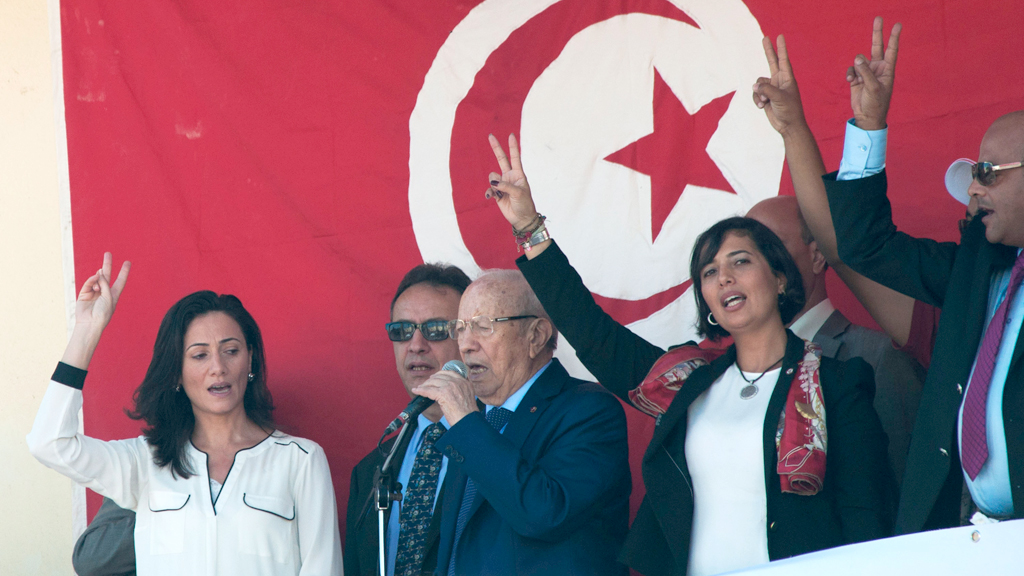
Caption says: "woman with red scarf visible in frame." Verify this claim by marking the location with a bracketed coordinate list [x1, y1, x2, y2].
[484, 135, 894, 576]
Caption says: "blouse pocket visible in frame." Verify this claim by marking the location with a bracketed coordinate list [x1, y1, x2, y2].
[148, 491, 190, 555]
[239, 493, 297, 564]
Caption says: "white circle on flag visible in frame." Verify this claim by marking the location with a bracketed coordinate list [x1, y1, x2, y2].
[408, 0, 782, 367]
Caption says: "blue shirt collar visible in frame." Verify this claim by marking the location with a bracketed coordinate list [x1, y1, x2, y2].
[486, 360, 552, 415]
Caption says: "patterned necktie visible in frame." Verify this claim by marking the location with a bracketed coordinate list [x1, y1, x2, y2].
[962, 253, 1024, 479]
[447, 407, 513, 576]
[394, 422, 447, 576]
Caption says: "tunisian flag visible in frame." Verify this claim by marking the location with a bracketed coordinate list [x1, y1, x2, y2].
[58, 0, 1024, 532]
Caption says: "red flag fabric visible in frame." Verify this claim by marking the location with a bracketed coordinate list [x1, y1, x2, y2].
[58, 0, 1024, 533]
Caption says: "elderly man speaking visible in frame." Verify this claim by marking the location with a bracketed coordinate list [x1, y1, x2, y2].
[411, 269, 630, 576]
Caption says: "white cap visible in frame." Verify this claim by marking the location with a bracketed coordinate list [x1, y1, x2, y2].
[944, 158, 974, 206]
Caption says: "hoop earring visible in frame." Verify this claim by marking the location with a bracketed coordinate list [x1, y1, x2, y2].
[707, 312, 718, 326]
[248, 372, 255, 382]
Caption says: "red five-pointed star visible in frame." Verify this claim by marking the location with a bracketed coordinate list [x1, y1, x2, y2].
[604, 68, 735, 241]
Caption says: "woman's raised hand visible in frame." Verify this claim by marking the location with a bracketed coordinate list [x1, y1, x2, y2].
[76, 253, 131, 330]
[752, 35, 807, 138]
[487, 133, 539, 230]
[62, 253, 131, 369]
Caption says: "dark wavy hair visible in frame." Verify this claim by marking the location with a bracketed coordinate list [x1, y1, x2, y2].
[690, 217, 805, 341]
[128, 291, 274, 478]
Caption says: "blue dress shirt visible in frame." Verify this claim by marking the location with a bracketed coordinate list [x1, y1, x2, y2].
[485, 360, 552, 431]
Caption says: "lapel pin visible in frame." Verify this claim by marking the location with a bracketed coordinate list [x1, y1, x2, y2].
[530, 406, 537, 413]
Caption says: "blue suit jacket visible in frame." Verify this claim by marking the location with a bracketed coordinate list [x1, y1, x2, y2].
[430, 359, 630, 576]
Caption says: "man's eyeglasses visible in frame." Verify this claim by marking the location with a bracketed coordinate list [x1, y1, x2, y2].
[972, 160, 1023, 187]
[385, 320, 452, 342]
[448, 315, 538, 339]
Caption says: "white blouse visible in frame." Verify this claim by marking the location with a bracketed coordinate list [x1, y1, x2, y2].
[27, 380, 343, 576]
[684, 364, 780, 576]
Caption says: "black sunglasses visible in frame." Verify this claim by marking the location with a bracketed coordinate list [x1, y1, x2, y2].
[385, 320, 452, 342]
[972, 160, 1023, 187]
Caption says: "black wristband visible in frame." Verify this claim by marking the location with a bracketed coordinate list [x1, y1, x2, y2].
[52, 362, 87, 390]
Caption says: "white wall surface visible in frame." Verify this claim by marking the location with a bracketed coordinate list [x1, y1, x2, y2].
[0, 0, 76, 574]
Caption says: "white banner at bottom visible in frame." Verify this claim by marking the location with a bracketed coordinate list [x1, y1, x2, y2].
[726, 519, 1024, 575]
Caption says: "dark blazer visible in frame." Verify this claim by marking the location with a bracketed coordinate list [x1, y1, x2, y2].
[430, 359, 631, 576]
[519, 243, 894, 576]
[814, 309, 925, 487]
[345, 419, 446, 576]
[825, 170, 1024, 533]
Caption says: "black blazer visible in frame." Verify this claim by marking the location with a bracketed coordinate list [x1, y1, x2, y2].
[345, 420, 446, 576]
[825, 170, 1024, 533]
[519, 244, 894, 576]
[621, 332, 893, 576]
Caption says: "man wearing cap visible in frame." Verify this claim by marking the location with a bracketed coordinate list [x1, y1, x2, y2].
[345, 263, 471, 576]
[412, 269, 630, 576]
[820, 18, 1024, 533]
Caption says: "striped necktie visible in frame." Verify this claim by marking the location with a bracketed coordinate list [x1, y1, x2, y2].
[962, 253, 1024, 479]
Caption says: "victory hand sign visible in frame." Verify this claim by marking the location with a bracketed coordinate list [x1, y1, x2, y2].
[63, 252, 131, 369]
[847, 16, 901, 131]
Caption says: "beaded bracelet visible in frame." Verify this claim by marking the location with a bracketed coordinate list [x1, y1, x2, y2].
[512, 213, 546, 242]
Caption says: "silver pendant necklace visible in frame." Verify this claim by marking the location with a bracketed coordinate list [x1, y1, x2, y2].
[737, 355, 785, 400]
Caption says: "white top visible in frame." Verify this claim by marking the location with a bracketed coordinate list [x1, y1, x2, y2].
[685, 364, 780, 576]
[27, 381, 343, 576]
[788, 298, 836, 342]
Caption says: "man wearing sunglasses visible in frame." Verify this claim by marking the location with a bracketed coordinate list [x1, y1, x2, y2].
[821, 17, 1024, 535]
[410, 270, 630, 576]
[345, 263, 471, 576]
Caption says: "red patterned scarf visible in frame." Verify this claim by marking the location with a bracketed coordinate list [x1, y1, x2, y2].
[629, 340, 827, 496]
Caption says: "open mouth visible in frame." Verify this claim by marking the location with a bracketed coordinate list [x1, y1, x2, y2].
[722, 294, 746, 309]
[406, 362, 436, 374]
[208, 383, 232, 395]
[466, 363, 488, 377]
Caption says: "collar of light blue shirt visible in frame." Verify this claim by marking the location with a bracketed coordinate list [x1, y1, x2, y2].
[484, 360, 552, 422]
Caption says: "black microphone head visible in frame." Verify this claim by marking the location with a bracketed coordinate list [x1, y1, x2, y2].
[442, 359, 468, 379]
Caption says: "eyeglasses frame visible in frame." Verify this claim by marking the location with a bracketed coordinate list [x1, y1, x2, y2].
[972, 160, 1024, 187]
[447, 314, 539, 339]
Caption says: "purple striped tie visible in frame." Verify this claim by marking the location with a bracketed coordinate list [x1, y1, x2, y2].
[962, 253, 1024, 479]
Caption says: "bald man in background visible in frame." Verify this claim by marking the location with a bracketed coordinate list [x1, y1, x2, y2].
[747, 196, 925, 486]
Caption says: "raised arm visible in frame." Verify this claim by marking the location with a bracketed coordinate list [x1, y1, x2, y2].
[26, 254, 145, 510]
[752, 33, 917, 345]
[486, 135, 666, 401]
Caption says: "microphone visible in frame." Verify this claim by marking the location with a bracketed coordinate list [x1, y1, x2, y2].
[383, 360, 468, 435]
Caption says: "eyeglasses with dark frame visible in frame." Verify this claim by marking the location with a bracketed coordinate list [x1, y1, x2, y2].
[385, 319, 452, 342]
[972, 160, 1024, 187]
[447, 315, 538, 339]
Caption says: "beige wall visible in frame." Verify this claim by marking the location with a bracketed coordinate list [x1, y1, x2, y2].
[0, 0, 77, 574]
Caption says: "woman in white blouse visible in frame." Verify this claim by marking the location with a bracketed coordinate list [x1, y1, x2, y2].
[28, 253, 343, 576]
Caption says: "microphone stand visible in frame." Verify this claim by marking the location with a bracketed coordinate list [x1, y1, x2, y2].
[355, 417, 415, 576]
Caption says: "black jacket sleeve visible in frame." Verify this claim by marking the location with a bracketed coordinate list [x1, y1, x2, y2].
[517, 241, 667, 404]
[823, 170, 959, 307]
